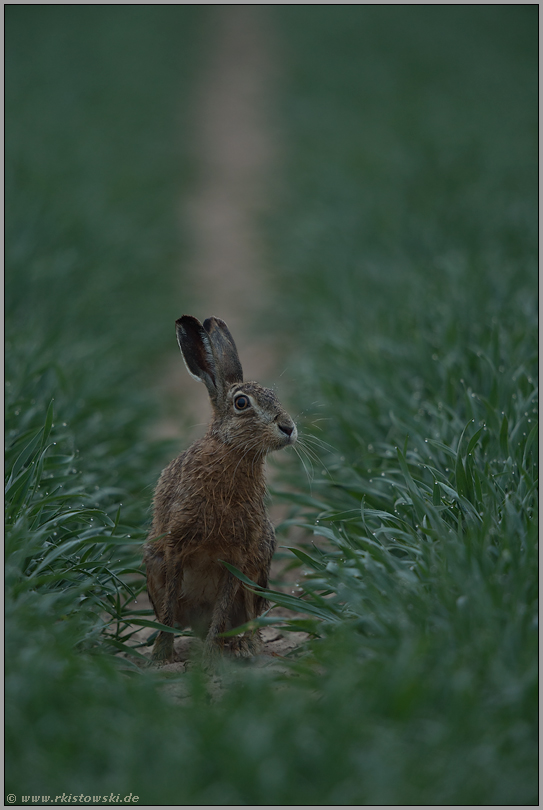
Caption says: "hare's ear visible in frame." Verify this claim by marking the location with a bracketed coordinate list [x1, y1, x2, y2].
[203, 316, 243, 385]
[176, 315, 222, 403]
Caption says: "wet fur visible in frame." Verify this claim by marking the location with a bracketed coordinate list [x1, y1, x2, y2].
[143, 316, 296, 663]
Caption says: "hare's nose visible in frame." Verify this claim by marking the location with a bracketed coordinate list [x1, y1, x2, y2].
[278, 423, 294, 437]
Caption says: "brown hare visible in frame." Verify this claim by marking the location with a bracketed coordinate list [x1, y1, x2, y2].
[144, 315, 297, 664]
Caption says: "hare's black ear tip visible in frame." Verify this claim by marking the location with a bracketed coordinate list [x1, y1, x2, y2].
[176, 315, 200, 332]
[203, 316, 229, 334]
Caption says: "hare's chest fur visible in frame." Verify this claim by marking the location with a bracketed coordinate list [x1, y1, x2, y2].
[167, 442, 268, 551]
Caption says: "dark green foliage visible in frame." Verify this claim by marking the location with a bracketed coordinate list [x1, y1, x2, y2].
[264, 4, 537, 803]
[5, 4, 204, 478]
[5, 5, 537, 805]
[4, 5, 205, 799]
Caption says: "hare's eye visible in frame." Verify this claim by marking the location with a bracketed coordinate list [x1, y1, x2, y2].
[234, 395, 251, 411]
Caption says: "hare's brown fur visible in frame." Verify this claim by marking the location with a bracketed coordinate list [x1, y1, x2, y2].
[143, 316, 296, 663]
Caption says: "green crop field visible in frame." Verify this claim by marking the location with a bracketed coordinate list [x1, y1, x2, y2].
[5, 6, 537, 805]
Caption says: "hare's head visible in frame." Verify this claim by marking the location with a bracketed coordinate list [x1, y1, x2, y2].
[176, 315, 297, 453]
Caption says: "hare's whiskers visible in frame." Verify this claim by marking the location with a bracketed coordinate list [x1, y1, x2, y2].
[292, 444, 314, 489]
[300, 433, 337, 455]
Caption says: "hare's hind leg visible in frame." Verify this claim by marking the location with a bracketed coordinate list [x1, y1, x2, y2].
[151, 567, 181, 662]
[143, 542, 173, 662]
[143, 541, 165, 616]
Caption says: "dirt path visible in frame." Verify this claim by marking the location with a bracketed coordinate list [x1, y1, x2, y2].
[135, 7, 307, 669]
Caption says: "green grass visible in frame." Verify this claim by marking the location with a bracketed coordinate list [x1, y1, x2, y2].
[5, 5, 206, 661]
[263, 4, 538, 803]
[4, 4, 208, 797]
[5, 5, 538, 805]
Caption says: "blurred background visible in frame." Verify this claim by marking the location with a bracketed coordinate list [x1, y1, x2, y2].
[5, 5, 537, 805]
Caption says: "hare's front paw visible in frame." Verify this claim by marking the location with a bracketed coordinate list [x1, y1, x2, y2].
[202, 637, 226, 671]
[229, 631, 263, 658]
[151, 631, 174, 663]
